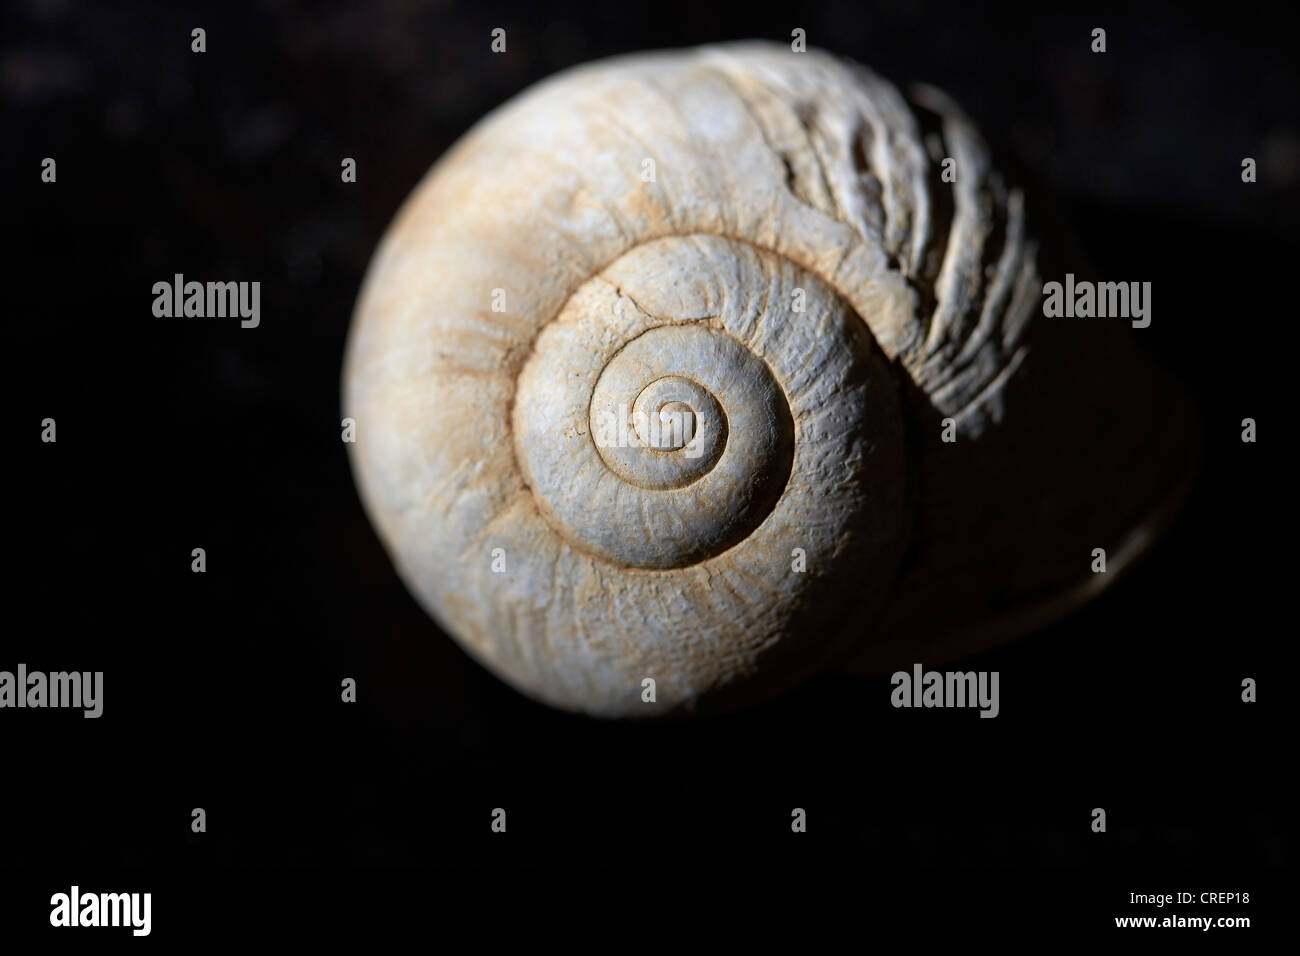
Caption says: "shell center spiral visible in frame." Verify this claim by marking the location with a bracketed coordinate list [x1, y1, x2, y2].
[513, 319, 794, 569]
[634, 381, 698, 450]
[595, 366, 728, 486]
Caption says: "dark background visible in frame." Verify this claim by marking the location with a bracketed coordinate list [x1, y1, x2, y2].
[2, 0, 1293, 934]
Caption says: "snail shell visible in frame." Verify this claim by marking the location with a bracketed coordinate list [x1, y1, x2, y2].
[344, 43, 1195, 716]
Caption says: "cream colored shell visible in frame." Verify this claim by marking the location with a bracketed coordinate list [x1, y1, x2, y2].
[344, 43, 1194, 716]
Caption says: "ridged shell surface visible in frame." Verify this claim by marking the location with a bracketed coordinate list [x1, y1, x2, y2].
[344, 43, 1194, 715]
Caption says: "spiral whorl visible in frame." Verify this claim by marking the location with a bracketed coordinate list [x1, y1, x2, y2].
[343, 41, 1039, 714]
[517, 238, 812, 569]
